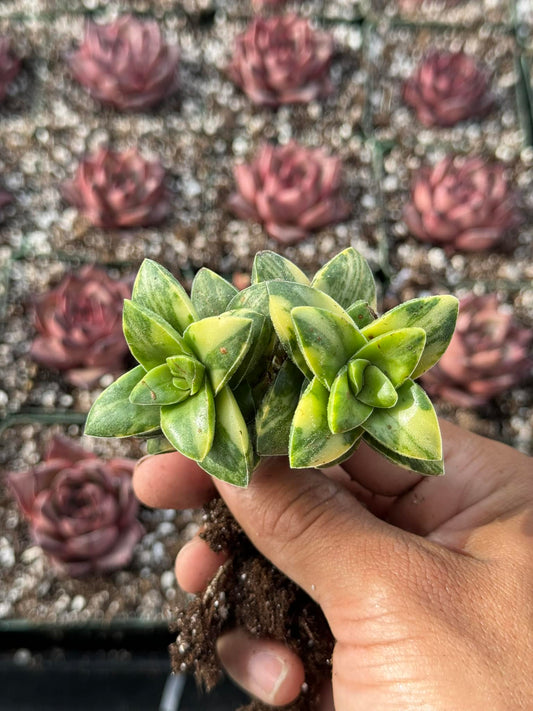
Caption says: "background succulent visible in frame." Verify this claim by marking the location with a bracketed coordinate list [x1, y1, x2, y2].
[0, 37, 20, 102]
[62, 147, 170, 229]
[403, 51, 494, 127]
[7, 436, 143, 577]
[403, 155, 520, 251]
[68, 15, 179, 111]
[421, 294, 532, 407]
[30, 265, 131, 388]
[227, 15, 333, 107]
[252, 0, 287, 9]
[228, 142, 350, 243]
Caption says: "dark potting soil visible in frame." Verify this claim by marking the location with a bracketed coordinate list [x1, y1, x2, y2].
[171, 498, 334, 711]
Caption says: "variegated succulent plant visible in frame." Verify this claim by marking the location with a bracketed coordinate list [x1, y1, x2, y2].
[86, 249, 458, 485]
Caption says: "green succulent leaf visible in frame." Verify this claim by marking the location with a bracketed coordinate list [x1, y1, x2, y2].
[346, 300, 377, 329]
[362, 296, 459, 379]
[256, 358, 304, 455]
[146, 435, 175, 455]
[362, 379, 442, 461]
[191, 268, 238, 319]
[160, 380, 215, 461]
[85, 365, 161, 438]
[311, 248, 377, 309]
[167, 355, 205, 395]
[123, 300, 192, 371]
[327, 367, 373, 434]
[347, 358, 369, 395]
[252, 250, 310, 285]
[354, 327, 426, 388]
[268, 281, 349, 379]
[184, 315, 253, 394]
[132, 259, 197, 334]
[229, 309, 273, 387]
[363, 434, 444, 476]
[228, 282, 271, 318]
[357, 365, 398, 409]
[290, 377, 362, 468]
[291, 306, 367, 389]
[199, 386, 255, 487]
[129, 363, 191, 405]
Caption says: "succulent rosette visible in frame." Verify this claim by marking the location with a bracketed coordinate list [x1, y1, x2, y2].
[30, 265, 131, 388]
[403, 156, 520, 251]
[403, 51, 494, 127]
[68, 15, 179, 111]
[228, 142, 350, 243]
[7, 436, 143, 577]
[227, 15, 333, 107]
[0, 37, 21, 102]
[86, 249, 458, 484]
[62, 147, 170, 229]
[421, 294, 532, 407]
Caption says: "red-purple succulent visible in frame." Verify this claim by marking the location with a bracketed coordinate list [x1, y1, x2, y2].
[0, 37, 21, 102]
[403, 51, 494, 127]
[68, 15, 179, 111]
[403, 155, 520, 251]
[7, 436, 143, 577]
[30, 265, 131, 388]
[0, 187, 12, 209]
[228, 141, 350, 243]
[227, 15, 333, 107]
[421, 294, 532, 407]
[62, 147, 170, 229]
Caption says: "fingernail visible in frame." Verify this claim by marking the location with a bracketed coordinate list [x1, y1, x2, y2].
[248, 651, 288, 701]
[133, 454, 151, 471]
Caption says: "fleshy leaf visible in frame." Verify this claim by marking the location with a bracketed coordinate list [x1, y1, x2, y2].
[199, 386, 255, 487]
[256, 359, 304, 455]
[184, 315, 253, 394]
[191, 268, 238, 319]
[327, 367, 373, 434]
[354, 328, 426, 388]
[146, 435, 175, 455]
[85, 366, 161, 438]
[268, 282, 349, 379]
[228, 282, 271, 318]
[129, 363, 190, 405]
[357, 365, 398, 409]
[311, 248, 377, 309]
[290, 377, 361, 468]
[292, 306, 367, 389]
[160, 380, 215, 461]
[363, 434, 444, 476]
[229, 309, 273, 387]
[362, 296, 459, 378]
[347, 358, 369, 395]
[362, 379, 442, 461]
[132, 259, 197, 334]
[347, 300, 377, 329]
[123, 300, 191, 371]
[252, 250, 310, 285]
[167, 355, 205, 395]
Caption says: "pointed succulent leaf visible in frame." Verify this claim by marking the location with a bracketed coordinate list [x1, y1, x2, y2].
[252, 250, 310, 285]
[347, 300, 377, 329]
[233, 381, 255, 424]
[132, 259, 197, 334]
[160, 380, 215, 461]
[354, 327, 426, 388]
[320, 432, 364, 468]
[256, 358, 305, 455]
[199, 386, 255, 487]
[292, 306, 367, 389]
[85, 365, 161, 438]
[362, 379, 442, 461]
[123, 300, 192, 371]
[146, 435, 175, 455]
[362, 296, 459, 379]
[347, 358, 369, 395]
[363, 434, 444, 476]
[167, 355, 205, 395]
[268, 281, 348, 379]
[184, 315, 253, 394]
[327, 367, 373, 434]
[311, 248, 377, 309]
[357, 365, 398, 409]
[191, 268, 238, 319]
[129, 363, 191, 405]
[290, 377, 362, 468]
[228, 282, 271, 318]
[229, 309, 273, 387]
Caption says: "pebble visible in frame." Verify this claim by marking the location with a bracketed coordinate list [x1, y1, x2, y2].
[0, 537, 15, 569]
[160, 571, 175, 590]
[71, 595, 86, 613]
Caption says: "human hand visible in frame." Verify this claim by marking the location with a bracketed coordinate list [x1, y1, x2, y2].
[134, 420, 533, 710]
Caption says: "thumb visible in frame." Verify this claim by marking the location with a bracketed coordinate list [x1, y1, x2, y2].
[214, 457, 395, 613]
